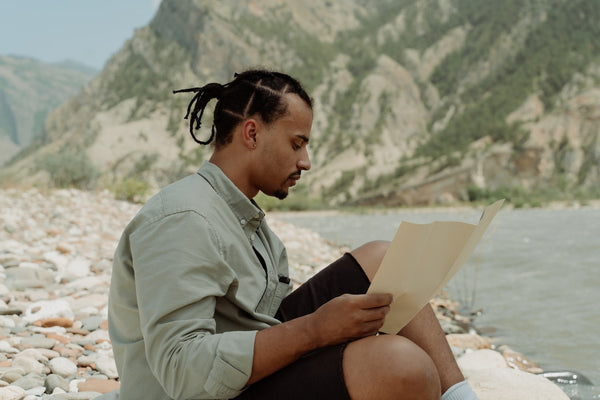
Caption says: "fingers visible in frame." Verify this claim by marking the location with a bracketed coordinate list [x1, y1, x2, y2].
[361, 304, 390, 322]
[342, 293, 393, 309]
[310, 293, 394, 345]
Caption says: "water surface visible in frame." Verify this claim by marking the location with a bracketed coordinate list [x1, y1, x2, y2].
[277, 206, 600, 396]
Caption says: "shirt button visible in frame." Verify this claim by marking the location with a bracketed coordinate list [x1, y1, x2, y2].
[240, 218, 247, 225]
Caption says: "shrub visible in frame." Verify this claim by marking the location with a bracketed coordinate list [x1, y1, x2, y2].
[112, 178, 150, 203]
[37, 150, 100, 189]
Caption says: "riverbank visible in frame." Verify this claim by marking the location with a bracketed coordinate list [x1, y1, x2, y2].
[0, 188, 571, 399]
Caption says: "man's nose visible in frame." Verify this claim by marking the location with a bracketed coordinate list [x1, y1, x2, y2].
[298, 147, 311, 171]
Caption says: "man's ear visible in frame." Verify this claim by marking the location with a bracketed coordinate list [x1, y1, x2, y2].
[240, 118, 258, 150]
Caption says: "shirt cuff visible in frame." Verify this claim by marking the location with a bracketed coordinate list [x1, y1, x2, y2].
[205, 330, 257, 398]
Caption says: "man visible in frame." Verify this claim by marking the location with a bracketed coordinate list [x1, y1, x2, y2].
[108, 70, 479, 399]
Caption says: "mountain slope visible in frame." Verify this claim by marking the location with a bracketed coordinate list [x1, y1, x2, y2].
[2, 0, 600, 206]
[0, 56, 97, 166]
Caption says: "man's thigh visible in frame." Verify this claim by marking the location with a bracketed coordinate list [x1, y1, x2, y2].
[233, 343, 351, 400]
[275, 252, 370, 322]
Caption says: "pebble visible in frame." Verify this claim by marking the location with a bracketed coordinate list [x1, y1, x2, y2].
[48, 358, 77, 378]
[446, 333, 492, 350]
[77, 378, 120, 394]
[0, 188, 568, 399]
[45, 375, 69, 393]
[0, 385, 26, 400]
[11, 358, 44, 375]
[12, 373, 44, 390]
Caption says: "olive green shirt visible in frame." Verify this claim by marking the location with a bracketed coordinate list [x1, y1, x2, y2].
[108, 161, 291, 399]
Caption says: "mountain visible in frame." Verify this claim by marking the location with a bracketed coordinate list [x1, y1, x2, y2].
[0, 55, 97, 166]
[2, 0, 600, 207]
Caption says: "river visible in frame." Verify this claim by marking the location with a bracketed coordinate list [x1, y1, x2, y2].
[275, 205, 600, 399]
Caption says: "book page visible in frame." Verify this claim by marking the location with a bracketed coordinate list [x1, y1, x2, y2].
[366, 199, 504, 333]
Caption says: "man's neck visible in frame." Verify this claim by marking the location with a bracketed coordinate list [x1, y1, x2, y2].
[209, 152, 258, 199]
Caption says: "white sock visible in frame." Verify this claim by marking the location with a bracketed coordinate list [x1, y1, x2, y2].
[441, 380, 479, 400]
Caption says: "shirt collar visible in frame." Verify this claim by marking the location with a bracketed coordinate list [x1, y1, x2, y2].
[196, 161, 265, 238]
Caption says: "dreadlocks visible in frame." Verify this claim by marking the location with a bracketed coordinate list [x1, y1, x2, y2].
[173, 70, 312, 147]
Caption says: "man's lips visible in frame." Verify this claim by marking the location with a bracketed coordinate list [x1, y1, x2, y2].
[288, 173, 301, 186]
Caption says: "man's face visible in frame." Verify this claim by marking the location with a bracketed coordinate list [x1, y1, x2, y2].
[253, 93, 312, 200]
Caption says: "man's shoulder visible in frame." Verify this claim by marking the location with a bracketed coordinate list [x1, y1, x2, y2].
[130, 173, 220, 225]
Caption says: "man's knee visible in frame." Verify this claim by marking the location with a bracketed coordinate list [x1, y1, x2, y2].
[343, 335, 441, 400]
[350, 240, 390, 281]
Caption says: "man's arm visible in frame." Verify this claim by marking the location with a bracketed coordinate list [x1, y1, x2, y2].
[131, 212, 256, 399]
[247, 292, 393, 385]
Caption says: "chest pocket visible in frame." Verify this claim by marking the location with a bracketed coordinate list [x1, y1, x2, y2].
[253, 245, 291, 316]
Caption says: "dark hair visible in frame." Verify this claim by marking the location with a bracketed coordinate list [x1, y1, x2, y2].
[173, 70, 312, 147]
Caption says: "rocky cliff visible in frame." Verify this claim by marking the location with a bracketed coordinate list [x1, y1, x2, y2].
[2, 0, 599, 206]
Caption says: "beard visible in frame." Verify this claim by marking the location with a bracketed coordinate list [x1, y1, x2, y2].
[273, 171, 300, 199]
[273, 189, 288, 200]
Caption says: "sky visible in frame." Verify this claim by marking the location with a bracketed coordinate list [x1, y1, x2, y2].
[0, 0, 162, 70]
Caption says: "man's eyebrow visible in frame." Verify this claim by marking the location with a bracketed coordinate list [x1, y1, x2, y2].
[295, 135, 309, 143]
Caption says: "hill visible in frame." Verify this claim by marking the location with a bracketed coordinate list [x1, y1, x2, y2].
[0, 55, 97, 166]
[2, 0, 599, 207]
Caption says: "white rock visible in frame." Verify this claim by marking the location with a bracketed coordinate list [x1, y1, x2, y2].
[22, 299, 74, 323]
[24, 386, 46, 396]
[49, 357, 78, 377]
[17, 262, 40, 269]
[66, 276, 108, 290]
[95, 357, 119, 379]
[77, 355, 95, 367]
[0, 340, 19, 354]
[11, 356, 44, 375]
[63, 257, 92, 281]
[0, 316, 15, 328]
[77, 306, 100, 315]
[85, 330, 110, 343]
[29, 322, 68, 333]
[465, 368, 570, 400]
[69, 378, 85, 393]
[36, 348, 61, 359]
[458, 349, 509, 371]
[0, 385, 26, 400]
[43, 251, 68, 271]
[16, 349, 48, 362]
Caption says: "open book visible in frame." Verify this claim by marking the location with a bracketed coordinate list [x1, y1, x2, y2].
[366, 199, 504, 333]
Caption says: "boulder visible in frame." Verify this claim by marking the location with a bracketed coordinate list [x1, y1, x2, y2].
[465, 368, 570, 400]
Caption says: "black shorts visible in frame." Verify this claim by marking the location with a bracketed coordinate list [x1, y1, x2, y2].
[232, 252, 370, 400]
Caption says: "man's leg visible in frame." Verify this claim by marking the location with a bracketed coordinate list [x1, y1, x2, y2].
[343, 335, 441, 400]
[350, 241, 466, 394]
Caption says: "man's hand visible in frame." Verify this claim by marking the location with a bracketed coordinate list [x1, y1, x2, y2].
[248, 292, 392, 385]
[307, 293, 393, 348]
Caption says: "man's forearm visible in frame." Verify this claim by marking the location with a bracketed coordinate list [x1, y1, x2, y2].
[247, 314, 318, 385]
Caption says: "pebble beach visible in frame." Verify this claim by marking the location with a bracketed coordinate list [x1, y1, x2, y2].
[0, 188, 572, 399]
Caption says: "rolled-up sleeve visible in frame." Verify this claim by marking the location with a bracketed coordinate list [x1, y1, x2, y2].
[130, 210, 255, 399]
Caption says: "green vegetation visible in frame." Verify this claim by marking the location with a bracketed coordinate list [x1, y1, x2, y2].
[578, 135, 599, 184]
[421, 0, 600, 160]
[103, 32, 188, 114]
[106, 152, 158, 202]
[467, 182, 600, 208]
[112, 178, 150, 203]
[254, 183, 325, 211]
[36, 149, 100, 189]
[235, 13, 337, 91]
[0, 91, 18, 144]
